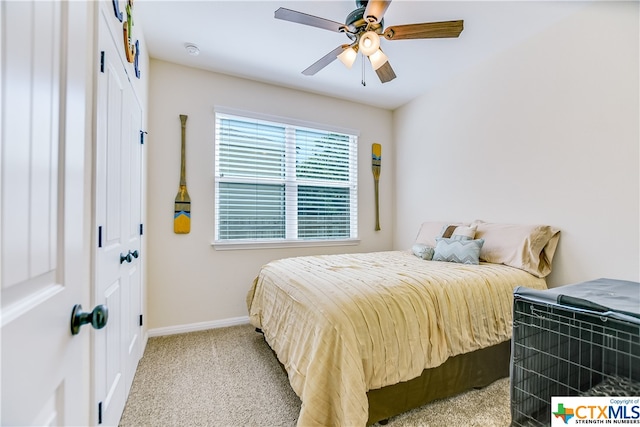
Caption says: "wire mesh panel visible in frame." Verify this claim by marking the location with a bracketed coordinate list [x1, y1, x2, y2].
[510, 281, 640, 427]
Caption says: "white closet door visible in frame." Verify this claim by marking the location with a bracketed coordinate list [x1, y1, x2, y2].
[94, 6, 143, 425]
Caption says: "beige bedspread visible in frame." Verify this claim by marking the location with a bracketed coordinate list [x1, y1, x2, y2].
[246, 251, 548, 426]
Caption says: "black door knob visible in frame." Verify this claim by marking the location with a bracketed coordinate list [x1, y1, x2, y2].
[120, 252, 132, 264]
[70, 304, 108, 335]
[129, 249, 139, 259]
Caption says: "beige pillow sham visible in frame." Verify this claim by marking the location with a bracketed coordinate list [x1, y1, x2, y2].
[471, 220, 560, 278]
[414, 221, 468, 248]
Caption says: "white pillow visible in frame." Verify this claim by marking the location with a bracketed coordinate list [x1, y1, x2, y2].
[440, 224, 477, 240]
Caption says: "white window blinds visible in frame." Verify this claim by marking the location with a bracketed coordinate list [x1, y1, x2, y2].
[215, 112, 358, 243]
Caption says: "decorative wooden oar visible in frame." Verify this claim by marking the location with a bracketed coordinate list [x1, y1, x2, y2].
[372, 143, 381, 231]
[174, 115, 191, 234]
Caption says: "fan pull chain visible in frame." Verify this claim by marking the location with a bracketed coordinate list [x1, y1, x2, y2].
[361, 53, 366, 86]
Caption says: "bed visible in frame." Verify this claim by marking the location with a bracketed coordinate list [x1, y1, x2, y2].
[246, 221, 560, 426]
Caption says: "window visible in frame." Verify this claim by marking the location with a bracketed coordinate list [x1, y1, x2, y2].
[214, 111, 358, 246]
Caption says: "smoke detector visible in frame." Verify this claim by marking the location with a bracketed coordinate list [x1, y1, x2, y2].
[185, 44, 200, 56]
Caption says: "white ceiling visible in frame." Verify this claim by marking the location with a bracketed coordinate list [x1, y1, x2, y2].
[136, 1, 586, 110]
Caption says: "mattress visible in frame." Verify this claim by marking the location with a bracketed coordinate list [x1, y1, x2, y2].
[247, 250, 548, 426]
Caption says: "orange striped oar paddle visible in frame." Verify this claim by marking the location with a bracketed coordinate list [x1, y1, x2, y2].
[372, 143, 381, 231]
[174, 114, 191, 234]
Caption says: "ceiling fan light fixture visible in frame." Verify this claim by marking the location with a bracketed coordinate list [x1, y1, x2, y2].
[368, 49, 388, 70]
[273, 3, 464, 85]
[359, 31, 380, 56]
[337, 47, 358, 69]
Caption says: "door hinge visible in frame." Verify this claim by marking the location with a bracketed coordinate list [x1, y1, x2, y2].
[98, 226, 103, 248]
[98, 401, 103, 424]
[139, 314, 143, 327]
[139, 223, 143, 236]
[100, 51, 105, 73]
[140, 130, 147, 145]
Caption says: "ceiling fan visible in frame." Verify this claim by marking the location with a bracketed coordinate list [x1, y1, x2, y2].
[274, 0, 464, 84]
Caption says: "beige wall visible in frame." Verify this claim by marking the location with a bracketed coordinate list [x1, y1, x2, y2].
[393, 2, 639, 287]
[146, 60, 394, 330]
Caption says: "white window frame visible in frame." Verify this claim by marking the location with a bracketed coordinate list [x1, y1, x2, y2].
[213, 107, 360, 250]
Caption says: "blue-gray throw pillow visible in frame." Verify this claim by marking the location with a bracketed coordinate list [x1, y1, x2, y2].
[412, 243, 435, 260]
[433, 237, 485, 265]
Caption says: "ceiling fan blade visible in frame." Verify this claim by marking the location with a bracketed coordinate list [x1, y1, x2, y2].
[275, 8, 346, 33]
[383, 20, 464, 40]
[302, 45, 348, 76]
[374, 60, 396, 83]
[363, 0, 392, 24]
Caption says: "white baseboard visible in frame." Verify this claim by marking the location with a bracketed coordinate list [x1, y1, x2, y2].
[147, 316, 250, 338]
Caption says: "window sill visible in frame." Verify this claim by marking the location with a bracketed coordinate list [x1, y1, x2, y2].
[212, 238, 361, 251]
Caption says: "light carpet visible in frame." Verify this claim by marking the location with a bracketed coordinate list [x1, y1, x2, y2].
[120, 324, 511, 426]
